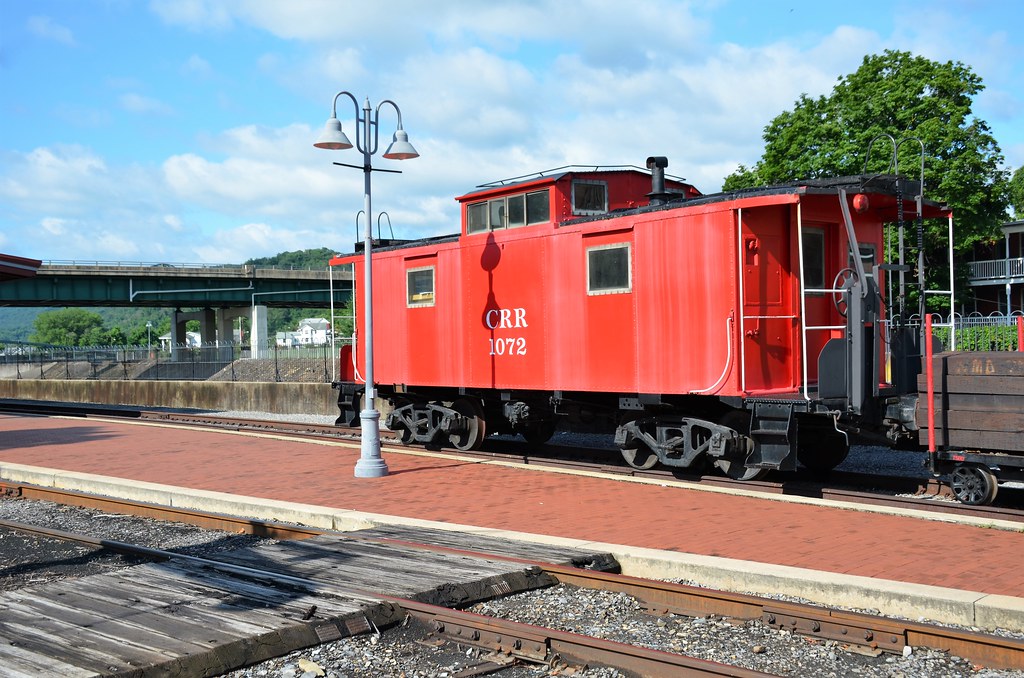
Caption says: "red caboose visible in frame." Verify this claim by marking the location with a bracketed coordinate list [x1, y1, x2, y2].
[331, 157, 950, 478]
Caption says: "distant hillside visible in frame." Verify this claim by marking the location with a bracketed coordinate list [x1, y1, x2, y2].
[0, 248, 340, 343]
[0, 307, 51, 342]
[245, 247, 336, 270]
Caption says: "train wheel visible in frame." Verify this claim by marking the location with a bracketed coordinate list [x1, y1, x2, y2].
[949, 464, 998, 506]
[618, 415, 659, 469]
[396, 422, 416, 445]
[521, 421, 557, 446]
[796, 436, 849, 472]
[714, 457, 769, 481]
[449, 398, 487, 451]
[621, 443, 659, 470]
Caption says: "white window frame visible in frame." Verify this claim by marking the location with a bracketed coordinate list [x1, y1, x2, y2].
[406, 266, 436, 307]
[572, 179, 608, 216]
[586, 242, 632, 295]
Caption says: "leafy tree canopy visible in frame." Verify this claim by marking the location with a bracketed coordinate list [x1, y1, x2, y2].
[245, 247, 336, 270]
[1010, 166, 1024, 219]
[29, 308, 105, 346]
[724, 50, 1010, 261]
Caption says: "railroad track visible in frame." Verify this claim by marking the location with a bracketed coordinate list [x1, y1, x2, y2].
[3, 484, 1023, 673]
[3, 399, 1021, 524]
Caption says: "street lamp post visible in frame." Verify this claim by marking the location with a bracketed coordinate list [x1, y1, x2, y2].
[145, 321, 153, 358]
[314, 92, 419, 478]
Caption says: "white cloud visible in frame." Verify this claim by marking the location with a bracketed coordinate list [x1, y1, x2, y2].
[26, 15, 76, 46]
[191, 221, 338, 263]
[149, 0, 233, 31]
[41, 217, 69, 236]
[119, 93, 175, 116]
[163, 214, 185, 232]
[181, 54, 213, 78]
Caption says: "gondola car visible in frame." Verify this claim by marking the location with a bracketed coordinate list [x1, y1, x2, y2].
[330, 156, 953, 481]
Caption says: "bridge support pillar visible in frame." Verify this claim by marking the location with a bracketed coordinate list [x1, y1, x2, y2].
[217, 308, 248, 360]
[171, 310, 189, 362]
[251, 305, 269, 358]
[198, 308, 216, 362]
[170, 307, 217, 361]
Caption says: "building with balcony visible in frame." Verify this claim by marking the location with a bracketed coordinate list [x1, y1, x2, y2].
[965, 220, 1024, 314]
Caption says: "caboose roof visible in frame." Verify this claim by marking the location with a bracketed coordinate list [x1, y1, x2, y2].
[455, 164, 691, 203]
[570, 173, 950, 225]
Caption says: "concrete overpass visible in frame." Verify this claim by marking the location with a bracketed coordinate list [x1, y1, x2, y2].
[0, 261, 353, 352]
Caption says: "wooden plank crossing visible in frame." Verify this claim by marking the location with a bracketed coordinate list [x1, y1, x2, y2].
[917, 352, 1024, 453]
[0, 528, 612, 676]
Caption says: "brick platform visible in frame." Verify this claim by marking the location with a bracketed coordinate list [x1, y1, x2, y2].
[1, 413, 1022, 629]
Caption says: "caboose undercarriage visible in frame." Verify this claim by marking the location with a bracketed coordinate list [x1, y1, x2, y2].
[334, 382, 855, 479]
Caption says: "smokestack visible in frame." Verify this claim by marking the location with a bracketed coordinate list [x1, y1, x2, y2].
[646, 156, 669, 206]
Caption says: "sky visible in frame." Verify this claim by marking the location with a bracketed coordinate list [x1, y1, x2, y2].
[1, 0, 1022, 265]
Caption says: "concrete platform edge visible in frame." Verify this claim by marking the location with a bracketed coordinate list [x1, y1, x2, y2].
[3, 462, 1021, 633]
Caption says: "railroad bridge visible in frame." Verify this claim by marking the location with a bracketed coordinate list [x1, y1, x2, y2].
[0, 260, 353, 350]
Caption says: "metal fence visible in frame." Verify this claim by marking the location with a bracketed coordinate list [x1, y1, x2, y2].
[903, 311, 1024, 352]
[0, 340, 349, 383]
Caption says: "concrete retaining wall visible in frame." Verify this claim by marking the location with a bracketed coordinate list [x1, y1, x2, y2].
[0, 379, 338, 417]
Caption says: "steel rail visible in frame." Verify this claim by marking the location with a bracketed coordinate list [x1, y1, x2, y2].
[3, 483, 1023, 671]
[0, 516, 772, 677]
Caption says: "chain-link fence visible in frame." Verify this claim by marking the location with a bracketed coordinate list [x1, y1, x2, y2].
[0, 340, 349, 383]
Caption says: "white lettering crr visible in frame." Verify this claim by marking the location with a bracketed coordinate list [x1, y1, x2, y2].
[485, 307, 528, 329]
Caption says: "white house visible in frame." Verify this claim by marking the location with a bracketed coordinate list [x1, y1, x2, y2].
[275, 332, 299, 347]
[295, 318, 331, 345]
[159, 331, 201, 349]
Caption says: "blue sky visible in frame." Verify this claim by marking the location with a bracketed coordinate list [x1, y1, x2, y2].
[2, 0, 1022, 264]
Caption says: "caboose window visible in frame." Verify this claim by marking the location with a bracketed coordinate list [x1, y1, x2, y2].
[526, 190, 550, 224]
[489, 199, 505, 230]
[407, 266, 435, 307]
[466, 190, 550, 234]
[573, 180, 608, 215]
[587, 243, 631, 295]
[850, 244, 876, 279]
[801, 229, 825, 290]
[507, 194, 526, 228]
[467, 203, 488, 234]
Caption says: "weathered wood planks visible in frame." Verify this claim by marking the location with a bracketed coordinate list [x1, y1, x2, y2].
[0, 528, 612, 676]
[917, 352, 1024, 452]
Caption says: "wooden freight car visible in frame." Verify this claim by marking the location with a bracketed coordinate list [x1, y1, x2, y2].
[918, 352, 1024, 504]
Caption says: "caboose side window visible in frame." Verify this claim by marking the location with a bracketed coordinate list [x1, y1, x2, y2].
[489, 199, 505, 230]
[573, 180, 608, 215]
[801, 229, 825, 291]
[407, 266, 435, 307]
[466, 190, 551, 233]
[587, 243, 631, 295]
[850, 244, 876, 279]
[526, 190, 550, 224]
[467, 203, 488, 234]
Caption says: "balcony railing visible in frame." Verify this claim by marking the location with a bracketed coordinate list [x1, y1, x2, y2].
[968, 257, 1024, 282]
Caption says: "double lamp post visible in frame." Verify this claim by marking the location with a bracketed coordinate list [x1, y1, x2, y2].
[314, 92, 419, 478]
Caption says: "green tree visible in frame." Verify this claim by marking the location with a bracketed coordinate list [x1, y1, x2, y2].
[1010, 166, 1024, 218]
[127, 318, 171, 346]
[245, 247, 335, 270]
[29, 308, 105, 346]
[724, 50, 1010, 304]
